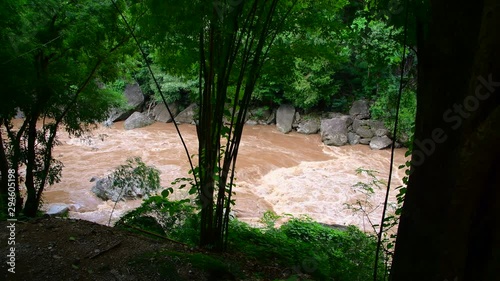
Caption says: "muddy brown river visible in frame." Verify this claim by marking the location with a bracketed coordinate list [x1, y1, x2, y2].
[42, 121, 407, 231]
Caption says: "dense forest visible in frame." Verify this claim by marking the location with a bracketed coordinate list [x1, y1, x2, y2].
[0, 0, 498, 280]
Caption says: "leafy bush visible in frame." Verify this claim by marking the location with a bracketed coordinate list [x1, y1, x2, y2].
[117, 194, 199, 244]
[110, 157, 162, 201]
[116, 174, 200, 245]
[370, 83, 416, 144]
[136, 64, 197, 107]
[120, 198, 386, 280]
[228, 215, 385, 280]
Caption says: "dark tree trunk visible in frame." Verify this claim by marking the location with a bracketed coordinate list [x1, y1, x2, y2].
[390, 0, 500, 280]
[23, 115, 40, 217]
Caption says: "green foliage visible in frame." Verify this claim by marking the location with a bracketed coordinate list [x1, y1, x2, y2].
[149, 66, 198, 106]
[110, 157, 162, 201]
[132, 59, 198, 107]
[254, 0, 349, 110]
[0, 0, 133, 216]
[347, 166, 412, 276]
[260, 210, 282, 229]
[342, 14, 417, 140]
[117, 171, 200, 245]
[118, 194, 199, 244]
[370, 81, 416, 143]
[229, 216, 385, 280]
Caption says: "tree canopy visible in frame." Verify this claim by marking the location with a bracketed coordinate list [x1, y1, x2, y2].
[0, 0, 131, 216]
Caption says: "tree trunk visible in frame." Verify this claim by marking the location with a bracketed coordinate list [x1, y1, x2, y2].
[390, 0, 500, 280]
[23, 115, 40, 217]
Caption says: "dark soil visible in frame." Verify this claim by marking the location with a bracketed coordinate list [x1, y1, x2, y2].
[0, 217, 307, 281]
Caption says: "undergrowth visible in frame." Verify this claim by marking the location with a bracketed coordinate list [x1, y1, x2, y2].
[118, 192, 385, 281]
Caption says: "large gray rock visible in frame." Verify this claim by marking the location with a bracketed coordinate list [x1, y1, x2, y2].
[359, 138, 371, 145]
[323, 112, 345, 119]
[175, 103, 198, 124]
[91, 176, 146, 202]
[370, 136, 393, 150]
[124, 112, 154, 130]
[349, 100, 370, 120]
[356, 126, 374, 138]
[107, 83, 145, 122]
[297, 118, 320, 134]
[352, 119, 371, 132]
[367, 120, 389, 137]
[374, 128, 389, 137]
[292, 112, 301, 129]
[320, 116, 353, 146]
[276, 104, 295, 133]
[152, 102, 179, 123]
[348, 132, 361, 145]
[124, 83, 145, 109]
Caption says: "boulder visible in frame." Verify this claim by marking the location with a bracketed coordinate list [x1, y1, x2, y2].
[46, 204, 69, 217]
[292, 112, 301, 129]
[152, 102, 179, 123]
[359, 138, 372, 145]
[356, 126, 374, 138]
[91, 176, 146, 202]
[92, 177, 114, 201]
[324, 112, 345, 119]
[348, 132, 361, 145]
[266, 109, 276, 125]
[107, 83, 145, 122]
[276, 104, 295, 133]
[370, 136, 393, 150]
[352, 119, 371, 132]
[124, 112, 154, 130]
[124, 83, 145, 109]
[374, 128, 389, 137]
[175, 103, 198, 124]
[320, 116, 352, 146]
[297, 118, 320, 134]
[349, 100, 370, 120]
[245, 119, 258, 125]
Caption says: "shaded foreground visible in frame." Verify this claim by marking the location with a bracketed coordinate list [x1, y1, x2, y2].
[1, 214, 383, 280]
[0, 217, 303, 281]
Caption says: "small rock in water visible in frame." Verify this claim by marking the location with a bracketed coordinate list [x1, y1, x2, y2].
[46, 204, 70, 217]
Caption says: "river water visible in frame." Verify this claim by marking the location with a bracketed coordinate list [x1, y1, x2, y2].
[43, 121, 407, 231]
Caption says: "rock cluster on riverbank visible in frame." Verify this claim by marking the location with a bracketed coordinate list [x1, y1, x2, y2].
[106, 83, 399, 149]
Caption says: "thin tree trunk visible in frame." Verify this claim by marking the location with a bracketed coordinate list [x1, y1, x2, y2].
[390, 0, 500, 279]
[23, 115, 40, 217]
